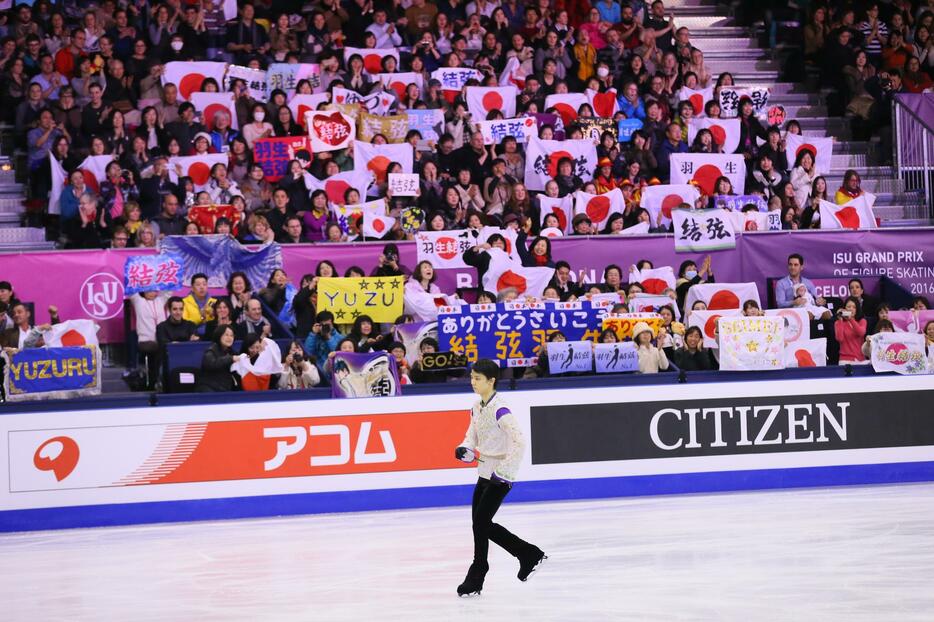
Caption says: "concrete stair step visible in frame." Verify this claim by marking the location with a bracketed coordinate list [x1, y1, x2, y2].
[691, 37, 759, 51]
[691, 27, 750, 38]
[0, 241, 56, 251]
[773, 104, 829, 119]
[0, 227, 46, 243]
[671, 16, 736, 30]
[706, 59, 781, 73]
[0, 213, 21, 227]
[702, 49, 770, 60]
[0, 195, 24, 213]
[822, 176, 905, 194]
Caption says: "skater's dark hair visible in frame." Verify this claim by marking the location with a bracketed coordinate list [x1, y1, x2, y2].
[471, 358, 500, 386]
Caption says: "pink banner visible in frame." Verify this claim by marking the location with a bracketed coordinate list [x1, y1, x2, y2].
[3, 229, 933, 343]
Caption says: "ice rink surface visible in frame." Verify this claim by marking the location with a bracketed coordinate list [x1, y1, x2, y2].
[3, 483, 934, 621]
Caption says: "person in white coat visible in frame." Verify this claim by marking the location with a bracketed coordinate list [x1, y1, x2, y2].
[790, 149, 821, 211]
[453, 359, 546, 597]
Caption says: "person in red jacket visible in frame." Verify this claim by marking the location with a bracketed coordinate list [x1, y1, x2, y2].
[53, 28, 87, 79]
[834, 296, 868, 364]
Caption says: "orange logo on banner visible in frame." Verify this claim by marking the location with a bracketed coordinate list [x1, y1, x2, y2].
[602, 315, 662, 339]
[147, 410, 472, 485]
[34, 436, 80, 481]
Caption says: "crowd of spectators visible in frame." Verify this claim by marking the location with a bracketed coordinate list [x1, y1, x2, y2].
[0, 0, 918, 246]
[0, 1, 932, 395]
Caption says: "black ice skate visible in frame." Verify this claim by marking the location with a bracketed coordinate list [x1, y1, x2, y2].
[457, 562, 488, 597]
[517, 548, 547, 581]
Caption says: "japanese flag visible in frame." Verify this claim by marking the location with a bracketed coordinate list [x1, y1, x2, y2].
[478, 225, 519, 261]
[784, 338, 827, 368]
[585, 88, 619, 118]
[687, 308, 742, 348]
[466, 86, 518, 120]
[362, 211, 396, 239]
[352, 140, 414, 185]
[727, 209, 771, 233]
[678, 86, 714, 116]
[687, 118, 740, 154]
[819, 195, 876, 230]
[785, 132, 832, 173]
[189, 92, 238, 130]
[670, 154, 746, 196]
[308, 170, 372, 205]
[307, 110, 355, 152]
[630, 293, 681, 320]
[231, 338, 283, 390]
[632, 266, 676, 295]
[499, 56, 525, 89]
[168, 154, 229, 191]
[343, 47, 400, 75]
[574, 187, 625, 231]
[48, 154, 67, 216]
[377, 72, 424, 100]
[288, 93, 331, 129]
[480, 248, 554, 298]
[538, 195, 573, 233]
[540, 227, 564, 238]
[162, 61, 227, 102]
[620, 222, 650, 236]
[544, 93, 589, 127]
[77, 155, 112, 193]
[524, 137, 597, 191]
[685, 282, 761, 313]
[41, 319, 100, 347]
[640, 183, 700, 225]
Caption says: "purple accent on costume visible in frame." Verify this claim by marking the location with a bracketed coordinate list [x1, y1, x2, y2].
[495, 407, 511, 421]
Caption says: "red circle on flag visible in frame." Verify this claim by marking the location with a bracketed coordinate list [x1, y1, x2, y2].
[692, 164, 722, 196]
[642, 278, 667, 295]
[81, 169, 99, 193]
[553, 208, 568, 232]
[552, 103, 577, 127]
[703, 314, 722, 339]
[592, 91, 616, 117]
[745, 219, 759, 231]
[59, 329, 86, 346]
[363, 54, 383, 74]
[884, 343, 909, 365]
[708, 290, 740, 310]
[709, 124, 727, 147]
[436, 236, 457, 260]
[372, 218, 386, 233]
[482, 91, 503, 112]
[689, 94, 704, 115]
[795, 348, 817, 367]
[497, 270, 528, 294]
[324, 180, 350, 204]
[203, 103, 226, 131]
[548, 150, 572, 178]
[778, 309, 804, 343]
[179, 73, 206, 101]
[834, 206, 861, 229]
[661, 194, 683, 219]
[586, 196, 610, 224]
[390, 80, 407, 100]
[188, 162, 211, 186]
[368, 156, 392, 183]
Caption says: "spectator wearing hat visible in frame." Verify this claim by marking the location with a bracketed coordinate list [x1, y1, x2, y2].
[571, 213, 595, 235]
[633, 321, 670, 373]
[594, 158, 618, 193]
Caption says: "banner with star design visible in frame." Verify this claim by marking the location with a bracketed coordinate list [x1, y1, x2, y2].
[318, 276, 404, 323]
[717, 316, 784, 371]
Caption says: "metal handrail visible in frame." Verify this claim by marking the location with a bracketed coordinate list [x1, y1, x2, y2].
[893, 97, 934, 219]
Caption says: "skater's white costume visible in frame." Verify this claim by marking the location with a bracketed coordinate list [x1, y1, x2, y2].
[460, 392, 525, 482]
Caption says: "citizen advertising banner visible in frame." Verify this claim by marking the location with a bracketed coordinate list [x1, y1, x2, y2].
[3, 375, 934, 531]
[438, 301, 608, 367]
[529, 388, 934, 463]
[3, 346, 101, 402]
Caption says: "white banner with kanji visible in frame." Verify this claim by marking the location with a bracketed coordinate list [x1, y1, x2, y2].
[672, 208, 737, 252]
[415, 230, 477, 270]
[670, 153, 746, 196]
[524, 137, 597, 191]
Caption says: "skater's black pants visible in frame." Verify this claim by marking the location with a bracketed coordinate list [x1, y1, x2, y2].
[471, 477, 533, 566]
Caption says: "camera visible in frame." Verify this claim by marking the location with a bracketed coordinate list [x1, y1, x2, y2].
[320, 323, 331, 337]
[386, 250, 398, 263]
[292, 353, 303, 364]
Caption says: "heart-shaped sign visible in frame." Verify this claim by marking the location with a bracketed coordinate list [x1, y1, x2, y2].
[312, 111, 352, 147]
[592, 91, 616, 118]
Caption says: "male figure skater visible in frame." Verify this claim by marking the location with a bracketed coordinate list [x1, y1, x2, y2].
[454, 358, 546, 597]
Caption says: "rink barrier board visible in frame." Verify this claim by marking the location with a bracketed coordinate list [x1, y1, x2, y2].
[2, 371, 934, 532]
[4, 461, 934, 532]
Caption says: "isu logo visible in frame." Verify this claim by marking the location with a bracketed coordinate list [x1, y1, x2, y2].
[34, 436, 80, 481]
[264, 422, 397, 471]
[80, 272, 125, 319]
